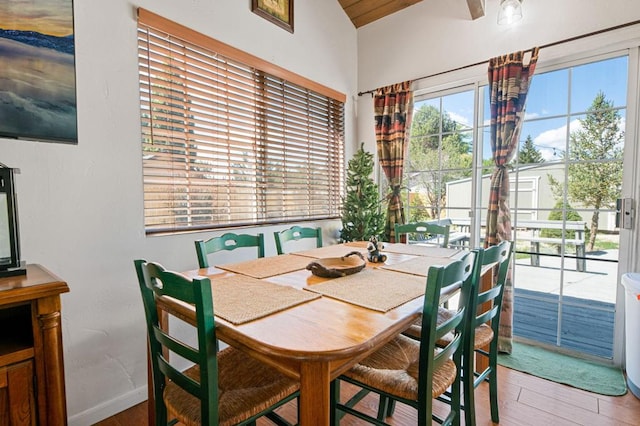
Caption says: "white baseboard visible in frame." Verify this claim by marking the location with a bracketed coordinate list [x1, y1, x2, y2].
[67, 386, 147, 426]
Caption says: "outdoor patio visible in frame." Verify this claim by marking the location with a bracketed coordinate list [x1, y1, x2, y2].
[512, 249, 618, 358]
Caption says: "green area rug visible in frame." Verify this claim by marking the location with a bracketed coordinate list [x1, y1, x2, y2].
[497, 342, 627, 396]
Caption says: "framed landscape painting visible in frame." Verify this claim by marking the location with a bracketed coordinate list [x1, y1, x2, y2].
[252, 0, 293, 33]
[0, 0, 77, 143]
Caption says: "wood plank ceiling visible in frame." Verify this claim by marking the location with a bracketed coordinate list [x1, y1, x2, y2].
[339, 0, 486, 28]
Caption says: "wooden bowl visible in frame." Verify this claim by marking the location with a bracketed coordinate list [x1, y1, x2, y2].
[306, 251, 366, 278]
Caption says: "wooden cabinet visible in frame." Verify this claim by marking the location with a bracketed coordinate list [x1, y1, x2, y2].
[0, 265, 69, 426]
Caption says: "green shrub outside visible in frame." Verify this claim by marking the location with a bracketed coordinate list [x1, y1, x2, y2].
[540, 201, 586, 239]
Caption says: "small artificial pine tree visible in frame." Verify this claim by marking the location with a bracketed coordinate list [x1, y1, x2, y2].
[340, 143, 385, 242]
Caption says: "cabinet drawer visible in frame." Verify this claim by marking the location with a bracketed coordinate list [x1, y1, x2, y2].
[0, 360, 36, 426]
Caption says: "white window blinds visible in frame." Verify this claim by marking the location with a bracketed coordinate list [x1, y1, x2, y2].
[137, 9, 345, 234]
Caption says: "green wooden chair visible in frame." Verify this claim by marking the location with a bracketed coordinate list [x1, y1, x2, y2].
[459, 240, 513, 426]
[273, 226, 322, 255]
[195, 232, 265, 268]
[394, 221, 450, 248]
[331, 250, 479, 426]
[399, 240, 513, 425]
[134, 259, 298, 425]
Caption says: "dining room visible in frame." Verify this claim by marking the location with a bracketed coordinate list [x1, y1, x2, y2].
[101, 234, 639, 425]
[2, 0, 640, 425]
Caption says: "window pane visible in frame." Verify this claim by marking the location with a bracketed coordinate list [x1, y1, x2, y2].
[570, 56, 628, 114]
[519, 117, 568, 163]
[525, 68, 569, 119]
[569, 110, 625, 162]
[481, 126, 492, 164]
[480, 85, 490, 126]
[412, 98, 441, 143]
[442, 91, 474, 131]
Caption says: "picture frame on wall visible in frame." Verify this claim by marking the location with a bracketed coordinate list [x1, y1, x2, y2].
[0, 0, 77, 144]
[252, 0, 294, 33]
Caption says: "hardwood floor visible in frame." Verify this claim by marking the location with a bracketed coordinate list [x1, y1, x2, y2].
[94, 365, 640, 425]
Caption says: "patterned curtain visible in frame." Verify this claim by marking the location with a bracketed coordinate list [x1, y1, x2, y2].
[485, 48, 539, 352]
[374, 81, 413, 243]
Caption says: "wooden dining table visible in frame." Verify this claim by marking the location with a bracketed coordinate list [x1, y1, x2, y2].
[149, 242, 487, 426]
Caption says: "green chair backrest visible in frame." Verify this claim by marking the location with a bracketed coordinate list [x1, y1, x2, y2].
[274, 226, 322, 255]
[195, 232, 265, 268]
[395, 221, 450, 247]
[468, 240, 513, 348]
[417, 250, 479, 421]
[134, 259, 219, 425]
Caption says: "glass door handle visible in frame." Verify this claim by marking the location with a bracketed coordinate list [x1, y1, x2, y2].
[616, 198, 634, 229]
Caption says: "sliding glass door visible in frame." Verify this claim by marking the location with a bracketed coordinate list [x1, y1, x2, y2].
[401, 49, 637, 361]
[504, 53, 628, 359]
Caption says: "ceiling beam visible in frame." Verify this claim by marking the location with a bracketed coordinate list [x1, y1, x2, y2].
[340, 0, 424, 28]
[466, 0, 486, 20]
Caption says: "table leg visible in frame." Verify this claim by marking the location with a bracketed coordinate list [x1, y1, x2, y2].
[576, 244, 586, 272]
[530, 241, 540, 267]
[299, 361, 331, 426]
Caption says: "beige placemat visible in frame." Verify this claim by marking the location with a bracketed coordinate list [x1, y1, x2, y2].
[304, 268, 426, 312]
[292, 244, 368, 259]
[344, 241, 370, 248]
[381, 256, 456, 276]
[212, 275, 320, 324]
[381, 243, 461, 258]
[216, 254, 312, 279]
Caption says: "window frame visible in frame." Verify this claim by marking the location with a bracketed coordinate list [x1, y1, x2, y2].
[137, 8, 346, 235]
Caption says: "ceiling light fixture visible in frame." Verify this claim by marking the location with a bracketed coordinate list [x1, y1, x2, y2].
[497, 0, 523, 25]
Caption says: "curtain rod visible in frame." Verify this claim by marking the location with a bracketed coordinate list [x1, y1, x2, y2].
[357, 18, 640, 97]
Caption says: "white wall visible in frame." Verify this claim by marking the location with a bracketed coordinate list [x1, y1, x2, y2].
[1, 0, 357, 424]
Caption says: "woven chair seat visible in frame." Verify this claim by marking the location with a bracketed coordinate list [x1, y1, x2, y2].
[164, 347, 298, 426]
[342, 334, 457, 401]
[436, 308, 495, 348]
[472, 323, 494, 348]
[402, 307, 456, 341]
[404, 307, 495, 348]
